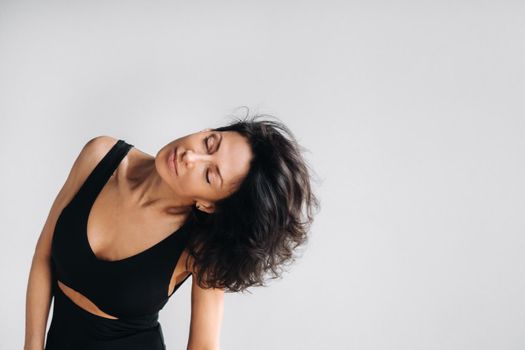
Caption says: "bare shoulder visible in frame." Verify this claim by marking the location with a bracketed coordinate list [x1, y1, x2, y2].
[61, 135, 119, 203]
[79, 135, 120, 171]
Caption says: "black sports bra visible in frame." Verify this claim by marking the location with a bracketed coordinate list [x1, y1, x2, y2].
[50, 139, 191, 321]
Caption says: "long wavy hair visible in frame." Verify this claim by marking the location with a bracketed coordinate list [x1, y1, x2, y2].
[183, 110, 320, 293]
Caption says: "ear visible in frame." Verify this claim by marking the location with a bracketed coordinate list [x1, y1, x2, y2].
[196, 202, 215, 214]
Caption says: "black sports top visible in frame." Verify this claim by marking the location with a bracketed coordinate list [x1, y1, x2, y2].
[50, 139, 192, 323]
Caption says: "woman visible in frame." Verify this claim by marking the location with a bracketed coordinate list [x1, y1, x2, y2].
[24, 114, 319, 350]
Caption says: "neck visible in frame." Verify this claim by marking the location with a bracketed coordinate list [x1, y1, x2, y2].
[125, 155, 192, 217]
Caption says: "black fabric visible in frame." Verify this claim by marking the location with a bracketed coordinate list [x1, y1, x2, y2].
[45, 139, 191, 349]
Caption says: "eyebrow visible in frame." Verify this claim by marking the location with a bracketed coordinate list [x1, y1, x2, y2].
[214, 133, 224, 189]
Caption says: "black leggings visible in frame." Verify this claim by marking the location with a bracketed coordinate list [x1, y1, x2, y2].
[45, 280, 166, 350]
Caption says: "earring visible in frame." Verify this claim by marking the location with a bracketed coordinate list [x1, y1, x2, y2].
[196, 204, 200, 209]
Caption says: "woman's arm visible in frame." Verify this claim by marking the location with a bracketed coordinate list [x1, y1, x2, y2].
[187, 275, 225, 350]
[24, 136, 111, 349]
[24, 192, 64, 350]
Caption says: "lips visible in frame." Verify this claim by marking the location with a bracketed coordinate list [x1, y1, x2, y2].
[169, 147, 178, 176]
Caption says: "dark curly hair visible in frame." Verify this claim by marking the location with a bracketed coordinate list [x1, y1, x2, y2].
[182, 110, 320, 293]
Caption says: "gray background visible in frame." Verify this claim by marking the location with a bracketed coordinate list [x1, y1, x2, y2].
[1, 0, 524, 349]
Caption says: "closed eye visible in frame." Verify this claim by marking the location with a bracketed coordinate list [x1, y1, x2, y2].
[204, 135, 214, 184]
[203, 133, 222, 187]
[205, 134, 215, 152]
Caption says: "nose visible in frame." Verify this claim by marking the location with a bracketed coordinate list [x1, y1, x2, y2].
[182, 149, 212, 168]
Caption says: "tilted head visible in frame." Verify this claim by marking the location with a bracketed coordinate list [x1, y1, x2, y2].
[157, 128, 253, 214]
[182, 113, 320, 292]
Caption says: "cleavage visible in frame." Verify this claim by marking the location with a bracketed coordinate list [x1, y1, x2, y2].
[86, 178, 177, 262]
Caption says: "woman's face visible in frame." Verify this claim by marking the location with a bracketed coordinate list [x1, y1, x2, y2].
[156, 128, 253, 213]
